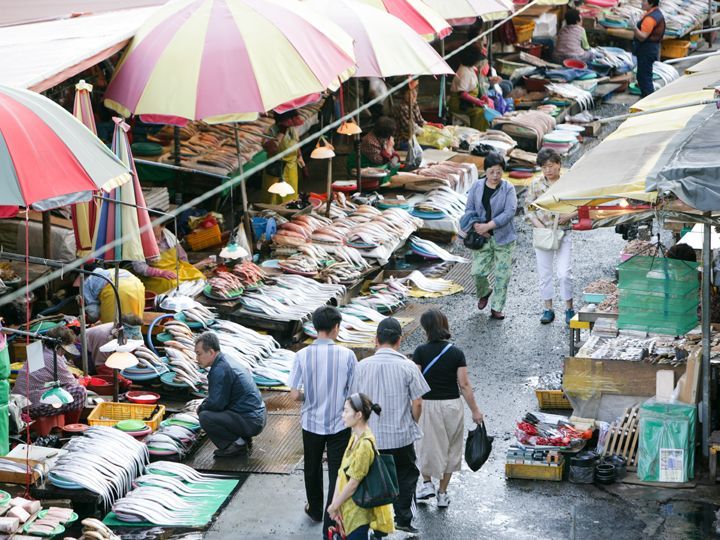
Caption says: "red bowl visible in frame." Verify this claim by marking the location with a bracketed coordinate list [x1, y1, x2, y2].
[63, 423, 90, 434]
[563, 59, 587, 70]
[126, 390, 161, 404]
[88, 375, 115, 396]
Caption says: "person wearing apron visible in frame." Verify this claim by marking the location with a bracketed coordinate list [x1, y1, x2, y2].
[132, 222, 205, 295]
[261, 110, 306, 204]
[448, 47, 496, 131]
[633, 0, 665, 97]
[84, 267, 145, 324]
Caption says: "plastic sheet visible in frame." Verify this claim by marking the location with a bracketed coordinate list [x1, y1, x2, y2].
[638, 399, 696, 482]
[0, 344, 8, 380]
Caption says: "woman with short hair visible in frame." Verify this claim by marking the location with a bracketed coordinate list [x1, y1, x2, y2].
[460, 151, 518, 319]
[413, 309, 483, 508]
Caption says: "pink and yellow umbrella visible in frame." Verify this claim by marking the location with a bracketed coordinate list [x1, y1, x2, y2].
[71, 80, 100, 256]
[422, 0, 512, 23]
[356, 0, 451, 41]
[104, 0, 357, 125]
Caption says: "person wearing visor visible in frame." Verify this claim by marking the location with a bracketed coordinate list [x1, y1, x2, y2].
[12, 326, 87, 423]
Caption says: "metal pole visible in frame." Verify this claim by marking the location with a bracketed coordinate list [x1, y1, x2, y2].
[41, 212, 52, 260]
[664, 50, 720, 64]
[691, 26, 720, 34]
[355, 79, 362, 189]
[78, 273, 89, 376]
[114, 262, 120, 322]
[702, 217, 711, 458]
[325, 160, 333, 218]
[234, 124, 253, 246]
[597, 98, 720, 124]
[134, 158, 228, 180]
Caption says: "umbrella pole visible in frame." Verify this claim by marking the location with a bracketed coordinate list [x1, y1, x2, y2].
[233, 124, 253, 247]
[114, 262, 120, 324]
[439, 40, 446, 119]
[355, 79, 362, 189]
[174, 215, 180, 292]
[78, 273, 89, 376]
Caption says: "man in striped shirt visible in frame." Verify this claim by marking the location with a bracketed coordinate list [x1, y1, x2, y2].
[351, 317, 430, 535]
[290, 306, 357, 536]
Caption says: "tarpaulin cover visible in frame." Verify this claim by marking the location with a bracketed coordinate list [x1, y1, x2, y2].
[646, 106, 720, 212]
[638, 399, 696, 482]
[0, 381, 9, 406]
[0, 343, 9, 380]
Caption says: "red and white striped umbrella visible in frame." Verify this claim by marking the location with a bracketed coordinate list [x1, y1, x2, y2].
[0, 85, 130, 215]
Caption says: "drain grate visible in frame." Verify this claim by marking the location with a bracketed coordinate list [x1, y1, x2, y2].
[185, 414, 303, 475]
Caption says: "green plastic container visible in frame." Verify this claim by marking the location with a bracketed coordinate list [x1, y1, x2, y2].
[0, 380, 9, 406]
[0, 404, 8, 456]
[638, 399, 696, 482]
[618, 288, 699, 313]
[0, 344, 9, 380]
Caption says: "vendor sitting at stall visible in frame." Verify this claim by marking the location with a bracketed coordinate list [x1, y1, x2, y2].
[393, 80, 426, 150]
[132, 217, 204, 295]
[448, 47, 497, 131]
[83, 264, 145, 324]
[195, 332, 267, 458]
[553, 9, 594, 64]
[358, 116, 400, 168]
[86, 314, 143, 375]
[261, 110, 306, 205]
[12, 326, 87, 423]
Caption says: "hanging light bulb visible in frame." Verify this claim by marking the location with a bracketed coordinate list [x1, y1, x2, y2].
[219, 242, 249, 260]
[106, 351, 138, 370]
[311, 137, 335, 160]
[337, 119, 362, 136]
[267, 179, 296, 197]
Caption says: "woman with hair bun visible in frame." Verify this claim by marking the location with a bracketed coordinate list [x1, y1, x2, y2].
[327, 393, 394, 539]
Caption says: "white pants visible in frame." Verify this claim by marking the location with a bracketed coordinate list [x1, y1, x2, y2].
[534, 234, 573, 302]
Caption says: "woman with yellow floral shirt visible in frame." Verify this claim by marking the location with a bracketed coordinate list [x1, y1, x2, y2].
[327, 393, 395, 540]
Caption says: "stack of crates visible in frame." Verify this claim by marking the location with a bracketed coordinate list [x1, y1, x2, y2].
[0, 335, 9, 455]
[617, 256, 699, 335]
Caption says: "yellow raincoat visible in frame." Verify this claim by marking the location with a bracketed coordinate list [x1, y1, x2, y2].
[141, 246, 205, 295]
[99, 275, 145, 324]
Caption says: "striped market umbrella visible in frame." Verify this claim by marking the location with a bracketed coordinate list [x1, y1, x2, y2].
[103, 0, 356, 125]
[356, 0, 451, 41]
[422, 0, 512, 23]
[305, 0, 453, 78]
[93, 118, 160, 262]
[71, 80, 101, 256]
[0, 84, 130, 215]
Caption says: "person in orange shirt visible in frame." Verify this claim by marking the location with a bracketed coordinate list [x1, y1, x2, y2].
[633, 0, 665, 97]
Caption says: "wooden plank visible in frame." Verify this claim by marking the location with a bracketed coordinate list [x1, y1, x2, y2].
[563, 357, 686, 397]
[620, 406, 639, 459]
[678, 347, 701, 404]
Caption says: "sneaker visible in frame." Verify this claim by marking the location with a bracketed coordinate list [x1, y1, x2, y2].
[565, 309, 576, 325]
[436, 492, 450, 508]
[416, 481, 436, 500]
[395, 521, 419, 534]
[540, 309, 555, 324]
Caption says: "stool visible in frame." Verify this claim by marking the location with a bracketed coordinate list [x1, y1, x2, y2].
[451, 113, 471, 126]
[710, 444, 720, 482]
[569, 315, 590, 356]
[31, 413, 66, 437]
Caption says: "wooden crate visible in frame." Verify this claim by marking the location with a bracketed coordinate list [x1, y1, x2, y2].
[506, 461, 564, 481]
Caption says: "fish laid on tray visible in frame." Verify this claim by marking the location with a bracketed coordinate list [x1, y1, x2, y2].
[208, 271, 245, 298]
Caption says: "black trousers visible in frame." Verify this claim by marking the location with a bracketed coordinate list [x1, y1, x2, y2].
[199, 409, 266, 450]
[302, 428, 351, 535]
[380, 444, 419, 525]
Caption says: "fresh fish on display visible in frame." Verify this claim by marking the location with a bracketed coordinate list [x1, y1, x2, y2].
[48, 426, 148, 508]
[408, 236, 469, 263]
[341, 303, 387, 323]
[81, 517, 122, 540]
[545, 83, 593, 110]
[399, 270, 458, 294]
[319, 262, 362, 284]
[231, 261, 266, 287]
[181, 305, 215, 328]
[156, 279, 206, 304]
[208, 272, 245, 298]
[414, 187, 468, 220]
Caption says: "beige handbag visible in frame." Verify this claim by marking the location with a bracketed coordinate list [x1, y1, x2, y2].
[532, 214, 564, 250]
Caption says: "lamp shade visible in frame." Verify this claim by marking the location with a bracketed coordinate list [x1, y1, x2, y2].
[337, 119, 362, 136]
[267, 180, 296, 197]
[219, 242, 250, 260]
[106, 351, 138, 370]
[40, 385, 74, 409]
[311, 137, 336, 159]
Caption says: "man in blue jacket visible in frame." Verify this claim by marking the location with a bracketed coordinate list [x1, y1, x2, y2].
[195, 332, 266, 458]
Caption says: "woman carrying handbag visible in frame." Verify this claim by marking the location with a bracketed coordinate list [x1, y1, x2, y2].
[525, 148, 579, 325]
[413, 309, 484, 508]
[327, 394, 395, 540]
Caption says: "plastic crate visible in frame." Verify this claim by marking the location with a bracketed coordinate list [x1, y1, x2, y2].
[185, 224, 222, 251]
[661, 39, 690, 59]
[87, 402, 165, 431]
[506, 460, 564, 481]
[535, 389, 573, 410]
